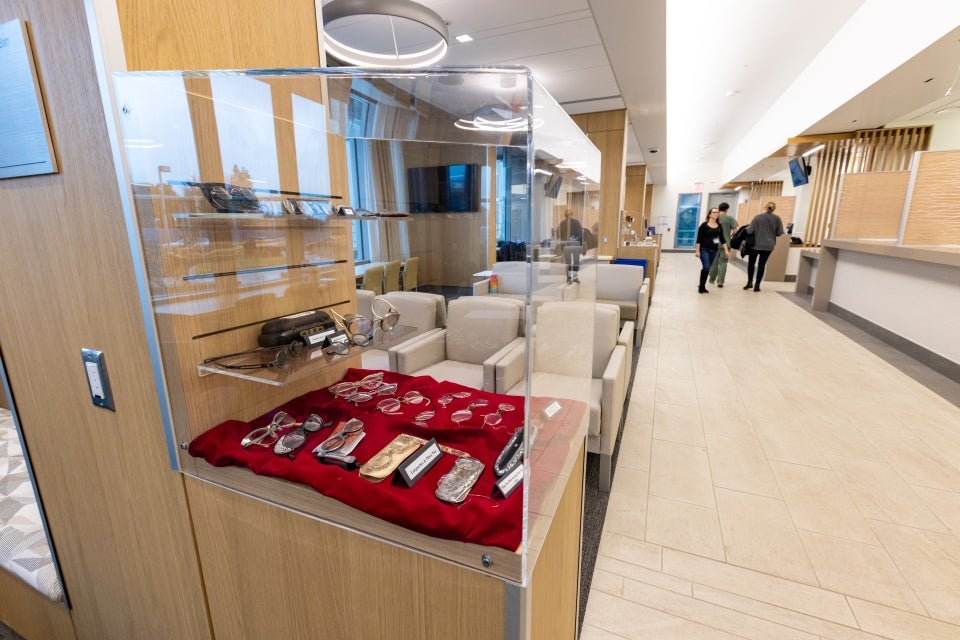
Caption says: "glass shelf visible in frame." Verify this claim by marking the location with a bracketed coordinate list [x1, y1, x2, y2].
[197, 325, 415, 386]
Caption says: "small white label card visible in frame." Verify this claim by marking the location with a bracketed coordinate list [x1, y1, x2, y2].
[495, 462, 524, 498]
[397, 438, 442, 487]
[541, 400, 562, 421]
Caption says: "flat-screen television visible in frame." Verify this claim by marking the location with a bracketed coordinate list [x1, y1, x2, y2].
[788, 156, 809, 187]
[407, 163, 479, 213]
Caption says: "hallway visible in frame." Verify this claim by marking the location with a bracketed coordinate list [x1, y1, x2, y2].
[580, 252, 960, 640]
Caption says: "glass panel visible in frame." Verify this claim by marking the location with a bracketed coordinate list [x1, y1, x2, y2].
[114, 67, 598, 586]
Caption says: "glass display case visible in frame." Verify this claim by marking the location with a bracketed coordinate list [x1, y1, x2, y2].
[113, 67, 601, 594]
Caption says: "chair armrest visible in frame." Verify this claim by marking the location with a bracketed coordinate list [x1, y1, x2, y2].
[394, 329, 447, 375]
[472, 279, 491, 296]
[494, 340, 526, 394]
[482, 337, 525, 393]
[618, 321, 635, 355]
[600, 344, 628, 455]
[386, 328, 444, 372]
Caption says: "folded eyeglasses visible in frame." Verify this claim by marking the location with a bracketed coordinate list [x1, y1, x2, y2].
[204, 341, 303, 369]
[241, 411, 296, 448]
[328, 296, 400, 347]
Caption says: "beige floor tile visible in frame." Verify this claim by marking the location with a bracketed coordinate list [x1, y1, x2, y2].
[598, 531, 663, 571]
[649, 439, 715, 507]
[621, 578, 819, 640]
[771, 461, 879, 544]
[645, 495, 725, 560]
[714, 488, 818, 584]
[860, 426, 960, 492]
[848, 597, 960, 640]
[912, 486, 960, 538]
[583, 591, 745, 640]
[798, 529, 925, 615]
[605, 469, 648, 539]
[595, 555, 692, 595]
[617, 420, 653, 471]
[592, 568, 625, 597]
[578, 623, 631, 640]
[754, 419, 829, 469]
[802, 414, 885, 462]
[699, 398, 756, 441]
[868, 519, 960, 625]
[828, 456, 949, 533]
[661, 548, 859, 626]
[706, 434, 781, 498]
[655, 374, 700, 407]
[693, 584, 890, 640]
[653, 402, 706, 446]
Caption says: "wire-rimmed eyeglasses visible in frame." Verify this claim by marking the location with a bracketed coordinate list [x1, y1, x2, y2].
[313, 418, 364, 455]
[241, 411, 296, 448]
[204, 341, 303, 370]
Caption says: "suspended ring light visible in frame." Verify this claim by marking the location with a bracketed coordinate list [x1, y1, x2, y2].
[322, 0, 450, 69]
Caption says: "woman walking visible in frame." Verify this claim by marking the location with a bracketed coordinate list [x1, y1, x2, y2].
[694, 207, 729, 294]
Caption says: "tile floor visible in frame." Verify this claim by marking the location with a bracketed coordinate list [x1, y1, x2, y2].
[580, 252, 960, 640]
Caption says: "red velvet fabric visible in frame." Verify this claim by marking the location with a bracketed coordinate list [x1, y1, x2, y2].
[188, 369, 525, 550]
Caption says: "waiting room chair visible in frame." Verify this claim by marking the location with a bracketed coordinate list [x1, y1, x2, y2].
[361, 264, 384, 295]
[496, 301, 629, 491]
[392, 296, 524, 392]
[402, 256, 419, 291]
[383, 260, 402, 293]
[357, 290, 447, 370]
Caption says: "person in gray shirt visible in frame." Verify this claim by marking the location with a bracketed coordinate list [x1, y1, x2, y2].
[743, 201, 784, 292]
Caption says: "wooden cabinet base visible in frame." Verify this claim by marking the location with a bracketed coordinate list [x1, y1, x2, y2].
[185, 443, 585, 639]
[0, 567, 75, 640]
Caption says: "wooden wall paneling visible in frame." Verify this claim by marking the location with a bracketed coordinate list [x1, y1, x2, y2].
[624, 165, 646, 220]
[116, 0, 322, 71]
[832, 172, 909, 240]
[903, 150, 960, 245]
[571, 110, 627, 259]
[0, 1, 211, 637]
[530, 447, 584, 640]
[0, 565, 75, 640]
[644, 184, 654, 218]
[185, 476, 507, 639]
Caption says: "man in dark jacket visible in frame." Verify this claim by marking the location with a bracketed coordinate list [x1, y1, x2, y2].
[743, 201, 784, 292]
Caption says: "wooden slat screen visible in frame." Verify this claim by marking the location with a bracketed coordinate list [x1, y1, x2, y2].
[803, 126, 930, 247]
[832, 172, 909, 240]
[903, 150, 960, 245]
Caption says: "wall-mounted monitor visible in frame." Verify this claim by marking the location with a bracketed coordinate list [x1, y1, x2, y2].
[407, 163, 480, 213]
[544, 173, 563, 198]
[788, 156, 810, 187]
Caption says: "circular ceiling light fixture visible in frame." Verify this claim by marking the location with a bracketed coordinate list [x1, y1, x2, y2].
[322, 0, 449, 68]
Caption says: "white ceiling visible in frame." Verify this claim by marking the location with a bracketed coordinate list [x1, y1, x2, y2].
[322, 0, 960, 186]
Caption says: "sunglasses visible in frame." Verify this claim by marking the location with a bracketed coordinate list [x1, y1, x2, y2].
[204, 341, 302, 370]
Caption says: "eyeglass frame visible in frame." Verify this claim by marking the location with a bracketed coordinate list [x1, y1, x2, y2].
[241, 411, 295, 448]
[204, 340, 303, 369]
[314, 418, 364, 454]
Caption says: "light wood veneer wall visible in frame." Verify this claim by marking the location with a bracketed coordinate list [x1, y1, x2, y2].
[832, 172, 910, 241]
[903, 150, 960, 245]
[570, 110, 628, 258]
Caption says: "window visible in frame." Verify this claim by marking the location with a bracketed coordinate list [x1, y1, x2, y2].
[346, 93, 372, 262]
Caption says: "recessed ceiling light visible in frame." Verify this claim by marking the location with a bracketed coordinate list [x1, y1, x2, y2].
[724, 89, 740, 97]
[455, 34, 473, 43]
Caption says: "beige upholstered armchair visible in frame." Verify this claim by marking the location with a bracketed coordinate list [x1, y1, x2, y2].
[392, 296, 524, 392]
[496, 301, 629, 491]
[578, 263, 649, 341]
[356, 290, 446, 371]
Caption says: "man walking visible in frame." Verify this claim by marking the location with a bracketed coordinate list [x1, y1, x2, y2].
[708, 202, 738, 287]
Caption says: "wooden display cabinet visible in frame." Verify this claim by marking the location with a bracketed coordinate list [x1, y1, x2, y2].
[114, 67, 600, 638]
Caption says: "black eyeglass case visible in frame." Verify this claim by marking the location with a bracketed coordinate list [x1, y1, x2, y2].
[258, 310, 335, 348]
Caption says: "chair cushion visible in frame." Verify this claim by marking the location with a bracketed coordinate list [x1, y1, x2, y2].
[416, 360, 483, 390]
[507, 373, 601, 437]
[598, 298, 638, 323]
[445, 297, 522, 364]
[381, 291, 441, 334]
[596, 263, 644, 300]
[534, 302, 618, 379]
[491, 262, 528, 294]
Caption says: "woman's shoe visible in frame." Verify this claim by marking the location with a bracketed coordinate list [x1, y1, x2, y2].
[742, 282, 753, 290]
[753, 285, 761, 292]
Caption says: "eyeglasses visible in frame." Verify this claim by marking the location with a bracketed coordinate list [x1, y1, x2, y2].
[329, 372, 385, 397]
[313, 418, 364, 455]
[241, 411, 296, 448]
[371, 296, 400, 332]
[205, 341, 302, 370]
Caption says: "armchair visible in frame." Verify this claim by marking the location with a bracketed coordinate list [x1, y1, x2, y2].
[578, 263, 648, 341]
[392, 296, 524, 392]
[497, 301, 628, 491]
[356, 290, 446, 371]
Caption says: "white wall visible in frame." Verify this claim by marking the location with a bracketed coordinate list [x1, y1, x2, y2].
[832, 251, 960, 366]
